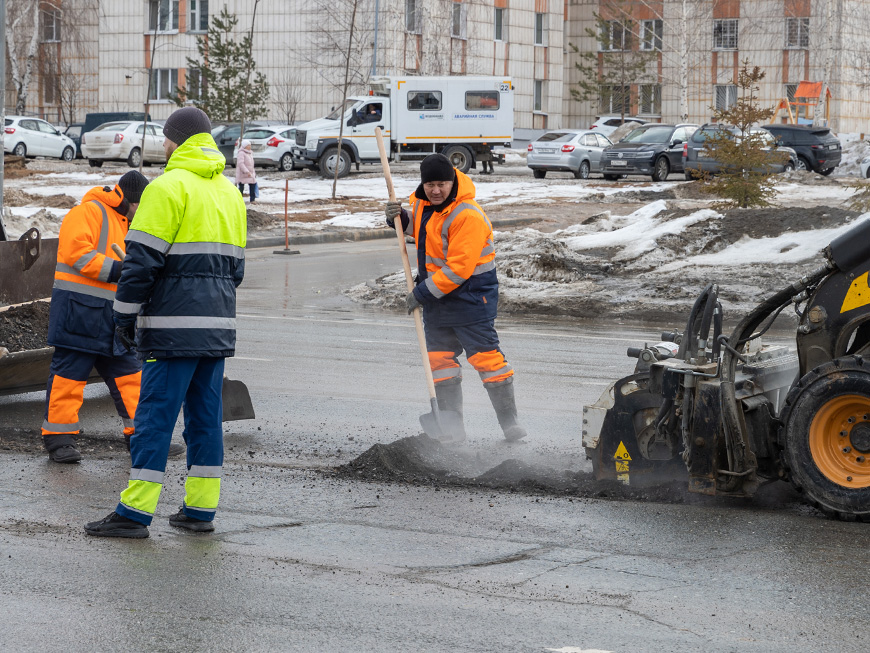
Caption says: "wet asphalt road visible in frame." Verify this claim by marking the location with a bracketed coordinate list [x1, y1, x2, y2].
[2, 240, 869, 652]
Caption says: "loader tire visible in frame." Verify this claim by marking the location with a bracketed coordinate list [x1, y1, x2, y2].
[779, 356, 870, 521]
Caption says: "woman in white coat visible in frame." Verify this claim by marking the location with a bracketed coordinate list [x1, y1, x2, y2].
[235, 139, 258, 202]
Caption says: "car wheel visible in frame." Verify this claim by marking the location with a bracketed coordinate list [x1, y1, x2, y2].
[279, 152, 296, 172]
[12, 142, 26, 157]
[127, 148, 142, 168]
[819, 167, 835, 176]
[574, 161, 591, 180]
[533, 170, 546, 179]
[783, 162, 795, 172]
[651, 156, 670, 182]
[61, 147, 74, 162]
[441, 145, 473, 173]
[796, 156, 810, 171]
[319, 147, 351, 178]
[88, 159, 103, 168]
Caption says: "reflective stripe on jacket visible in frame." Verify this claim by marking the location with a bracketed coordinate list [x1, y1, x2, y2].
[113, 133, 247, 358]
[408, 169, 498, 327]
[47, 186, 129, 355]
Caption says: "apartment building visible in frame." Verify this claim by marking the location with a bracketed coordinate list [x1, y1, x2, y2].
[562, 0, 870, 134]
[21, 0, 564, 131]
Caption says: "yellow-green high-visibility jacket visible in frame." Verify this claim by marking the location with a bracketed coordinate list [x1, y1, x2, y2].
[113, 133, 247, 358]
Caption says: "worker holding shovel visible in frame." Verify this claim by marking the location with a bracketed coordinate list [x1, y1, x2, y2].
[385, 153, 527, 444]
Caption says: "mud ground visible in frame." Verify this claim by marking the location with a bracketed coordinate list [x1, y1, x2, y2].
[0, 427, 127, 457]
[0, 301, 50, 352]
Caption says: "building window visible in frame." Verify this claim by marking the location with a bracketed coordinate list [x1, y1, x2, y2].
[785, 83, 798, 102]
[599, 85, 630, 114]
[641, 19, 662, 51]
[189, 0, 209, 32]
[714, 84, 737, 111]
[533, 80, 544, 112]
[639, 84, 661, 114]
[186, 68, 203, 101]
[713, 19, 738, 50]
[42, 7, 62, 42]
[534, 13, 547, 46]
[407, 91, 442, 111]
[149, 0, 179, 32]
[494, 7, 505, 42]
[150, 68, 178, 101]
[405, 0, 420, 34]
[786, 17, 809, 48]
[466, 91, 499, 110]
[600, 20, 627, 51]
[451, 2, 467, 40]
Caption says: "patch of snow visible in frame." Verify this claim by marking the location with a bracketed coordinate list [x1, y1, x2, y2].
[321, 211, 386, 229]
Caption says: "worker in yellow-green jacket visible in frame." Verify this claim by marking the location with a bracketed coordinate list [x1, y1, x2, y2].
[85, 107, 247, 538]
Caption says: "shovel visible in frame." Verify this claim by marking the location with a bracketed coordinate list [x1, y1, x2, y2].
[375, 128, 464, 442]
[112, 245, 256, 423]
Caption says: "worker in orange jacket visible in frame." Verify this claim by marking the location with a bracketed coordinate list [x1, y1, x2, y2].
[42, 171, 183, 463]
[385, 153, 527, 444]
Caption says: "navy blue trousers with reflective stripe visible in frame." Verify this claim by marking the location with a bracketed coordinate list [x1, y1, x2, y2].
[423, 320, 504, 363]
[117, 356, 224, 525]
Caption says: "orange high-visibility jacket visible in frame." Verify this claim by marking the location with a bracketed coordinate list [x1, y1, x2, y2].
[47, 185, 130, 356]
[405, 169, 498, 326]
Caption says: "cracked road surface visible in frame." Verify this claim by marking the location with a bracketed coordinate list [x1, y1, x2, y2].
[2, 240, 869, 652]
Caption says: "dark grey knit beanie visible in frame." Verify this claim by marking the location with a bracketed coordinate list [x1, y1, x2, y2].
[420, 153, 455, 183]
[163, 107, 212, 145]
[117, 170, 149, 203]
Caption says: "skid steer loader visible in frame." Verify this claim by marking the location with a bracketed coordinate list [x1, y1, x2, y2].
[583, 218, 870, 521]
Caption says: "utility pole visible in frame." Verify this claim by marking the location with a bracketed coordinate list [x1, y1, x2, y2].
[0, 0, 7, 241]
[140, 7, 160, 173]
[370, 0, 379, 78]
[239, 0, 262, 141]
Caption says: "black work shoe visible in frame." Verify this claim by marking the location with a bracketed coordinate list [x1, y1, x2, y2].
[169, 508, 214, 533]
[168, 442, 185, 458]
[84, 511, 149, 538]
[44, 434, 82, 464]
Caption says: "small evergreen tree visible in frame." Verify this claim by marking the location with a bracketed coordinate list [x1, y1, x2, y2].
[570, 1, 656, 123]
[700, 61, 787, 209]
[171, 8, 269, 121]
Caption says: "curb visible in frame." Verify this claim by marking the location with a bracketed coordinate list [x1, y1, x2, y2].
[246, 216, 540, 250]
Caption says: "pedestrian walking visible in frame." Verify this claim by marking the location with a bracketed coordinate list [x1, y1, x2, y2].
[235, 139, 258, 203]
[385, 153, 527, 444]
[41, 171, 187, 463]
[85, 106, 247, 538]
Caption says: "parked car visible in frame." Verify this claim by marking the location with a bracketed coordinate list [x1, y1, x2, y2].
[762, 124, 842, 175]
[861, 155, 870, 179]
[527, 130, 612, 179]
[212, 121, 286, 164]
[64, 123, 84, 158]
[682, 125, 797, 180]
[4, 115, 77, 161]
[600, 123, 699, 181]
[80, 121, 165, 168]
[232, 125, 298, 171]
[589, 115, 648, 139]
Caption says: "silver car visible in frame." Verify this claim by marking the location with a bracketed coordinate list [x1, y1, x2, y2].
[527, 130, 612, 179]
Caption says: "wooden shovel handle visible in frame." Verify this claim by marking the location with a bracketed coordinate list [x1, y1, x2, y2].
[375, 127, 437, 401]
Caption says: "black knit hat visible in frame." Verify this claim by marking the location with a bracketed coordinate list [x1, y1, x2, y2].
[163, 106, 212, 145]
[420, 153, 455, 183]
[117, 170, 149, 203]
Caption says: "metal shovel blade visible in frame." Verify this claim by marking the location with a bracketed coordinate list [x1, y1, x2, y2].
[419, 397, 464, 443]
[222, 375, 256, 421]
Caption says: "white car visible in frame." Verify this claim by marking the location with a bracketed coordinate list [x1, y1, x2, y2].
[233, 125, 297, 171]
[4, 115, 76, 161]
[81, 121, 165, 168]
[861, 155, 870, 179]
[589, 115, 648, 139]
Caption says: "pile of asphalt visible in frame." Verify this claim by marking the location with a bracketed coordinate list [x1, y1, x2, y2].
[337, 434, 688, 504]
[0, 301, 50, 352]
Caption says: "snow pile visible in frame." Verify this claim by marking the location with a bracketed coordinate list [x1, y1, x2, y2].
[321, 211, 384, 229]
[835, 135, 870, 177]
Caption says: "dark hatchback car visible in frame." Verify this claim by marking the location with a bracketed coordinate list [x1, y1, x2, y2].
[683, 125, 797, 179]
[601, 123, 699, 181]
[762, 124, 841, 175]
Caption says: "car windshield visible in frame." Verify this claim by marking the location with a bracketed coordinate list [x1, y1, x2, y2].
[211, 126, 227, 136]
[325, 100, 359, 120]
[93, 122, 130, 132]
[622, 125, 674, 144]
[4, 119, 11, 126]
[243, 129, 275, 140]
[537, 132, 576, 143]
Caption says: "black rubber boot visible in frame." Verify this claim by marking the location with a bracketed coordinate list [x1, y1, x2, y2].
[43, 433, 82, 463]
[125, 434, 185, 458]
[169, 507, 215, 533]
[485, 378, 528, 442]
[435, 378, 466, 443]
[84, 511, 149, 538]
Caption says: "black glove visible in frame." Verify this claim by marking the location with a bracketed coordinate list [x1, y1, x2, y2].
[385, 201, 402, 228]
[405, 290, 422, 314]
[115, 324, 136, 352]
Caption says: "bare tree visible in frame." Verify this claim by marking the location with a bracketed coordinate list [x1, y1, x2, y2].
[6, 1, 41, 114]
[273, 68, 304, 125]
